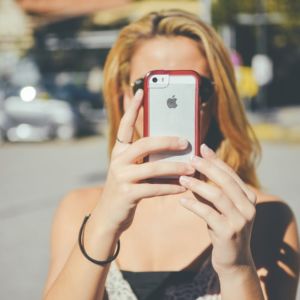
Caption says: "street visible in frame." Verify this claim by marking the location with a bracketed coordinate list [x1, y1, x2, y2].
[1, 136, 299, 299]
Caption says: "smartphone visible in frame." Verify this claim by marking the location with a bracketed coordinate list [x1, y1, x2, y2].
[143, 70, 201, 183]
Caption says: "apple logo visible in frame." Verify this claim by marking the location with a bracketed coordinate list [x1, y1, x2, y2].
[167, 95, 178, 108]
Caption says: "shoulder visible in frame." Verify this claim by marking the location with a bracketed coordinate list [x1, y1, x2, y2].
[51, 185, 105, 239]
[250, 187, 298, 249]
[250, 187, 295, 220]
[52, 185, 105, 248]
[251, 188, 296, 230]
[57, 186, 104, 220]
[43, 186, 104, 295]
[250, 188, 299, 288]
[51, 185, 105, 250]
[249, 187, 296, 234]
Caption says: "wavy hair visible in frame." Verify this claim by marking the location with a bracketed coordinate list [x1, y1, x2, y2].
[103, 9, 261, 187]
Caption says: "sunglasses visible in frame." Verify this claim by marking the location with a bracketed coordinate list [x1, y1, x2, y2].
[131, 74, 215, 104]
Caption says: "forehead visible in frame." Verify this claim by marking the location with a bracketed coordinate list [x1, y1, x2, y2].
[129, 36, 210, 83]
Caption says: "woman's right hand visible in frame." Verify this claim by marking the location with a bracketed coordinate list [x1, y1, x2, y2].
[91, 89, 195, 236]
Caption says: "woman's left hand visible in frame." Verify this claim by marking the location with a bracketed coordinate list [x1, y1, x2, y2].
[179, 144, 257, 277]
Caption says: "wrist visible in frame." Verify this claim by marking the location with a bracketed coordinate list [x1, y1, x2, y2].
[217, 260, 264, 300]
[90, 202, 126, 237]
[217, 260, 258, 284]
[214, 251, 255, 279]
[78, 214, 121, 266]
[78, 213, 121, 265]
[85, 212, 122, 242]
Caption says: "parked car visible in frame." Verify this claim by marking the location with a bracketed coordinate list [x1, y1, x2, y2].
[0, 81, 106, 143]
[2, 95, 76, 142]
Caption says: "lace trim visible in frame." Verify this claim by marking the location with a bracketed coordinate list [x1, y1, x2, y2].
[105, 261, 221, 300]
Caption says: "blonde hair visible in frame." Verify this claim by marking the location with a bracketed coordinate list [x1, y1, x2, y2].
[103, 9, 261, 187]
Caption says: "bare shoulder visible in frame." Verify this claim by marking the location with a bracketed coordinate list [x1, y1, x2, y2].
[43, 186, 104, 296]
[50, 185, 105, 255]
[57, 185, 104, 220]
[249, 187, 296, 227]
[250, 187, 298, 250]
[249, 187, 300, 299]
[251, 188, 298, 245]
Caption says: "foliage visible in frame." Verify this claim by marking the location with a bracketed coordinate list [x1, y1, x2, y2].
[212, 0, 300, 27]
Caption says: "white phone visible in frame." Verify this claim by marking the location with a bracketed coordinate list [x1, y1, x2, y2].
[143, 70, 201, 183]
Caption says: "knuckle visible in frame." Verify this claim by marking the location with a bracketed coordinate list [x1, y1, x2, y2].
[119, 183, 132, 195]
[206, 159, 215, 170]
[204, 207, 214, 219]
[113, 167, 128, 183]
[222, 197, 235, 211]
[222, 175, 233, 186]
[212, 189, 224, 201]
[154, 186, 165, 197]
[248, 192, 257, 204]
[132, 137, 146, 151]
[236, 217, 247, 232]
[113, 172, 123, 183]
[136, 137, 146, 147]
[246, 205, 256, 221]
[178, 163, 187, 172]
[223, 227, 235, 239]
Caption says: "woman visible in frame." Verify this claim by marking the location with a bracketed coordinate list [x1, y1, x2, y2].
[43, 10, 300, 300]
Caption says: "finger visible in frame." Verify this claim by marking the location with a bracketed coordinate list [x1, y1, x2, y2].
[179, 197, 226, 236]
[131, 183, 187, 202]
[179, 176, 245, 220]
[190, 156, 255, 220]
[200, 144, 257, 204]
[123, 161, 195, 182]
[119, 136, 189, 164]
[179, 176, 250, 231]
[115, 89, 143, 147]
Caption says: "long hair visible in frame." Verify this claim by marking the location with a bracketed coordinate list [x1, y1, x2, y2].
[103, 9, 261, 187]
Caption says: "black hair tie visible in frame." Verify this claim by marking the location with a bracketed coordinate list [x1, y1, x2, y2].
[78, 214, 120, 266]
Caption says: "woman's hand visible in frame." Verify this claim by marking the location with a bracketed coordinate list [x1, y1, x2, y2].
[92, 90, 195, 236]
[179, 144, 257, 277]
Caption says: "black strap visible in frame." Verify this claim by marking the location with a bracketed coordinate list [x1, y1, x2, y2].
[78, 214, 120, 266]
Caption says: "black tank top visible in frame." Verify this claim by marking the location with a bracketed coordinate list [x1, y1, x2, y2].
[117, 244, 221, 300]
[121, 270, 198, 300]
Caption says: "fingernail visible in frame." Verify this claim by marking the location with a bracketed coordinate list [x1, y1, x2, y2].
[186, 166, 195, 174]
[179, 175, 190, 185]
[178, 138, 188, 148]
[178, 186, 187, 192]
[201, 144, 215, 157]
[180, 198, 188, 204]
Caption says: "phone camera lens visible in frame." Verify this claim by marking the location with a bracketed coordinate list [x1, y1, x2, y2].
[152, 77, 158, 83]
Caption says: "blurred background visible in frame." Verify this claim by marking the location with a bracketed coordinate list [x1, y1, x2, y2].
[0, 0, 299, 299]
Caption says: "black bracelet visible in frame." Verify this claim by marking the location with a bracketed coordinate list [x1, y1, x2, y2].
[78, 214, 120, 266]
